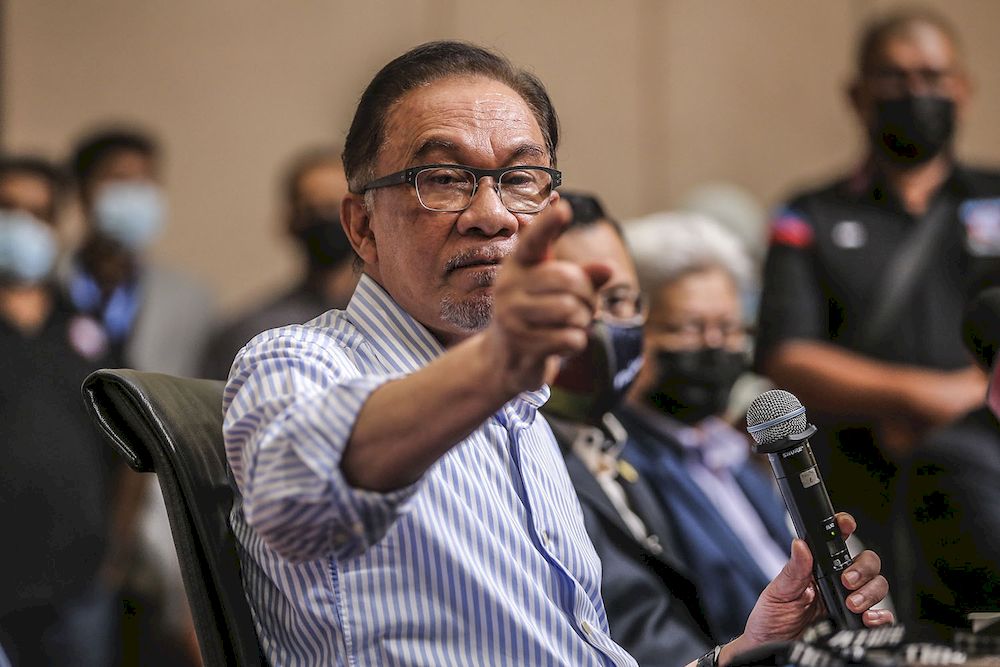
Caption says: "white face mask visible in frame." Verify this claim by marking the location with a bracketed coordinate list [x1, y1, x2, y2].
[0, 210, 58, 284]
[93, 181, 166, 251]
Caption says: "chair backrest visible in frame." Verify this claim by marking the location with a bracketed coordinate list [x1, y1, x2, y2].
[81, 368, 265, 667]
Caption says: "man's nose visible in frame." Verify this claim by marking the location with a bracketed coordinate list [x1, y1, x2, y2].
[455, 177, 519, 237]
[703, 325, 727, 349]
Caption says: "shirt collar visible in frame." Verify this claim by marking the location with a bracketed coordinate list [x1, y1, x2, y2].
[345, 274, 447, 374]
[846, 156, 968, 208]
[345, 273, 549, 411]
[547, 413, 629, 477]
[627, 402, 748, 473]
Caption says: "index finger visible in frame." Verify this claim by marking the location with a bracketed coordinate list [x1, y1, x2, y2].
[512, 197, 571, 266]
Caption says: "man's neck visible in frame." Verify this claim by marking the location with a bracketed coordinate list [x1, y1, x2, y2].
[0, 284, 53, 335]
[878, 152, 953, 216]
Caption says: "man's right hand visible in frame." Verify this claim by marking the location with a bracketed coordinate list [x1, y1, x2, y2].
[485, 199, 611, 398]
[898, 364, 987, 426]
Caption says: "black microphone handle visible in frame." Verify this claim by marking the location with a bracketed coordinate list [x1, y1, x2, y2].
[762, 427, 864, 631]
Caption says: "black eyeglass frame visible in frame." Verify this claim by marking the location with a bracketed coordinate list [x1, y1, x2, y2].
[360, 163, 563, 213]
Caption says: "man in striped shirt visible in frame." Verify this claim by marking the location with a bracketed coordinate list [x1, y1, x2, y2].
[223, 41, 890, 666]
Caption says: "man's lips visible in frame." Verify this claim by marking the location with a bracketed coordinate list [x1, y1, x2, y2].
[451, 259, 500, 271]
[444, 246, 512, 274]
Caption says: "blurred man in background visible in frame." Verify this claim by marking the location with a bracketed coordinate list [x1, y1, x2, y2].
[618, 212, 793, 641]
[543, 191, 715, 665]
[755, 8, 1000, 568]
[67, 126, 215, 665]
[0, 155, 121, 666]
[894, 286, 1000, 637]
[200, 146, 356, 380]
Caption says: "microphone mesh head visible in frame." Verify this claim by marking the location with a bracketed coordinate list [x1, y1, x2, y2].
[746, 389, 808, 445]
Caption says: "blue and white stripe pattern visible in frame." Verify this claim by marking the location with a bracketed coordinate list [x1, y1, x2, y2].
[224, 274, 637, 666]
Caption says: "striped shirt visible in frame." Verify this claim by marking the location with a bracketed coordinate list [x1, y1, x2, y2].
[224, 274, 637, 667]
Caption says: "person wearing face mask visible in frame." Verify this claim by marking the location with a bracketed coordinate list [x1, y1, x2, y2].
[199, 146, 357, 380]
[543, 192, 715, 664]
[67, 127, 216, 374]
[755, 9, 1000, 578]
[0, 155, 123, 667]
[617, 212, 793, 642]
[65, 127, 216, 666]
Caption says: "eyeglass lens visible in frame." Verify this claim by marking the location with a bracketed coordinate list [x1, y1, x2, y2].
[414, 167, 553, 213]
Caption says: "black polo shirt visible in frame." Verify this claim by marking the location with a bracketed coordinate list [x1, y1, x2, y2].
[754, 163, 1000, 541]
[0, 292, 120, 615]
[756, 163, 1000, 370]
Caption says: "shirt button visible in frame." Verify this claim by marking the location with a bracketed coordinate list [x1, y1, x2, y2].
[581, 620, 595, 637]
[539, 529, 551, 548]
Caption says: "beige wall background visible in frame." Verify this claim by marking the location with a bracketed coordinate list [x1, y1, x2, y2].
[3, 0, 999, 314]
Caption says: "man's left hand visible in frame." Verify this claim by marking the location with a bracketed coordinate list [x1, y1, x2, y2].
[719, 512, 892, 666]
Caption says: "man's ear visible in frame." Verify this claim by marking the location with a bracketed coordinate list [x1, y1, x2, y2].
[341, 193, 377, 265]
[847, 78, 865, 119]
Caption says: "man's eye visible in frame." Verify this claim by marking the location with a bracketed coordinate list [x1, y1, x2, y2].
[425, 170, 468, 186]
[503, 175, 532, 186]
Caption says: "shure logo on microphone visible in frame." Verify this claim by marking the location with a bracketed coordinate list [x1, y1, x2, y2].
[782, 446, 804, 458]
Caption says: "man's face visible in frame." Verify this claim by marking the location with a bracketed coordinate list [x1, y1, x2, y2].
[551, 221, 641, 322]
[632, 265, 745, 402]
[0, 173, 56, 224]
[346, 75, 551, 344]
[644, 266, 744, 355]
[852, 22, 970, 126]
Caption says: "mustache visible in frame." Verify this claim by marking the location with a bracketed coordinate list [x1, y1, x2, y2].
[444, 242, 515, 273]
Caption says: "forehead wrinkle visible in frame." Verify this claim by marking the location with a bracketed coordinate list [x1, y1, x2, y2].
[379, 78, 546, 172]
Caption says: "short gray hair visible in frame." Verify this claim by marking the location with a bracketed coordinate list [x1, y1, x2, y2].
[624, 211, 754, 296]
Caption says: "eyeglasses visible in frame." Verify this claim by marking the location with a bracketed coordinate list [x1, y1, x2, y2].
[648, 319, 750, 349]
[865, 66, 955, 96]
[361, 163, 562, 214]
[596, 288, 648, 326]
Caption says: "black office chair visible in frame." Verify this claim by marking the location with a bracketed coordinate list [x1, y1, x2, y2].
[81, 369, 266, 667]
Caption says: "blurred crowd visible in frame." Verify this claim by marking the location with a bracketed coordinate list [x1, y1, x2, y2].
[1, 6, 998, 666]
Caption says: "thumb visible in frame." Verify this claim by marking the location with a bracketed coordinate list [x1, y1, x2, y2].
[513, 199, 570, 266]
[769, 539, 815, 601]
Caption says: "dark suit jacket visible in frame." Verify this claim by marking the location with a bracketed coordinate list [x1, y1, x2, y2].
[547, 419, 714, 665]
[894, 406, 1000, 637]
[617, 406, 793, 642]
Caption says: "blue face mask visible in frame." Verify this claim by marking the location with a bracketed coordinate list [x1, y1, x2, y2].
[0, 211, 59, 284]
[546, 319, 645, 424]
[93, 181, 166, 251]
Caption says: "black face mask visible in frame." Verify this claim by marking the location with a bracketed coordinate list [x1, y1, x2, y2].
[648, 347, 746, 425]
[869, 95, 955, 166]
[292, 211, 354, 270]
[546, 320, 645, 425]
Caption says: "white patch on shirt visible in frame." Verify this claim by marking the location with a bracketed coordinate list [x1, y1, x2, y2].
[67, 315, 108, 360]
[830, 220, 867, 249]
[959, 197, 1000, 256]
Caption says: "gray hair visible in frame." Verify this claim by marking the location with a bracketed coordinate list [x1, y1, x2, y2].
[624, 211, 754, 296]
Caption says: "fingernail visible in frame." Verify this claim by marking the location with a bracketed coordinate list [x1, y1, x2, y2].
[844, 570, 860, 586]
[850, 593, 864, 609]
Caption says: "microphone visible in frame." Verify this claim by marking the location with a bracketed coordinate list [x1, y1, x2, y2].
[746, 389, 863, 630]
